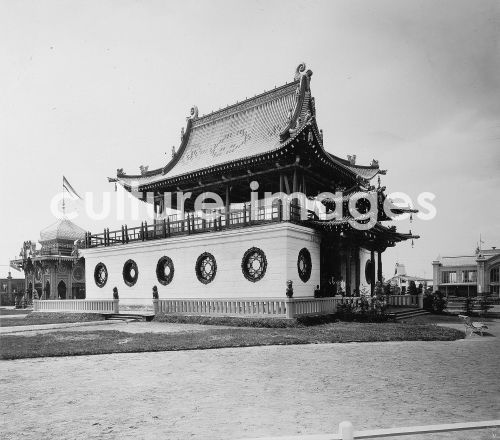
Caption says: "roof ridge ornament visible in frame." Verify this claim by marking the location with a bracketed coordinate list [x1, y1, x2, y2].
[187, 105, 199, 121]
[293, 62, 313, 88]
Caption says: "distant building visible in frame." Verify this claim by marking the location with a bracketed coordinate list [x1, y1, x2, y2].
[387, 263, 431, 293]
[10, 218, 86, 300]
[432, 247, 500, 297]
[0, 272, 25, 305]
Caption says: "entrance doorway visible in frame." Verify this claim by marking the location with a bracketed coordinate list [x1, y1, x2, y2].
[57, 281, 66, 299]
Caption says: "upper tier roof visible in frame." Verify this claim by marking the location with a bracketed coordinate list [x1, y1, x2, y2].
[115, 63, 382, 189]
[40, 218, 86, 243]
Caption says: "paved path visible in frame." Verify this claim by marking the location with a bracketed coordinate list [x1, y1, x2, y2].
[1, 322, 499, 440]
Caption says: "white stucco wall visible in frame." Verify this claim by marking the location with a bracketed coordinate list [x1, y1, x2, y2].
[81, 222, 320, 304]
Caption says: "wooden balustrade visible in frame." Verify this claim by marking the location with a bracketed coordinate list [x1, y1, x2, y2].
[387, 294, 419, 307]
[85, 202, 289, 248]
[33, 299, 117, 313]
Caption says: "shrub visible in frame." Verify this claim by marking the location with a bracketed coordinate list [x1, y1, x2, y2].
[408, 281, 418, 296]
[432, 290, 447, 314]
[423, 292, 433, 311]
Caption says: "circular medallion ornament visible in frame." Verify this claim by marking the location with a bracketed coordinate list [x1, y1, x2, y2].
[195, 252, 217, 284]
[297, 248, 312, 282]
[35, 266, 42, 282]
[156, 256, 174, 286]
[123, 259, 139, 287]
[94, 263, 108, 288]
[73, 266, 84, 282]
[241, 247, 267, 282]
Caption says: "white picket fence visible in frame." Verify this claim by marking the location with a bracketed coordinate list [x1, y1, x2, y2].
[156, 297, 344, 318]
[32, 294, 422, 317]
[33, 299, 117, 313]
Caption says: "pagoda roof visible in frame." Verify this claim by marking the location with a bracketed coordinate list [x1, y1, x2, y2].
[309, 218, 419, 245]
[115, 63, 383, 190]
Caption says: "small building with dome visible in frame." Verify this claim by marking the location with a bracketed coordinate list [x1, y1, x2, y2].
[10, 218, 87, 300]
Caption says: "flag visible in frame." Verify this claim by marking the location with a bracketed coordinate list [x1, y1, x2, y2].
[63, 176, 82, 200]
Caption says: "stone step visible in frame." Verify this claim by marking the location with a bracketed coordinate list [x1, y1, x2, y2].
[390, 309, 430, 321]
[104, 313, 154, 322]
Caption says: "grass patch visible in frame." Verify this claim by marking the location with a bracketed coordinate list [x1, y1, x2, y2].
[0, 322, 464, 360]
[0, 308, 32, 316]
[0, 312, 105, 327]
[153, 312, 394, 327]
[400, 313, 496, 325]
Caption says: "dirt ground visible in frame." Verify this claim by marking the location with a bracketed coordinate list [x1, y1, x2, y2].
[1, 321, 499, 440]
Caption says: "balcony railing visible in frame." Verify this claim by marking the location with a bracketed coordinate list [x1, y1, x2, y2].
[84, 202, 304, 249]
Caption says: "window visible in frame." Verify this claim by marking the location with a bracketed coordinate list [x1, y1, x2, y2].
[156, 256, 174, 286]
[123, 260, 139, 287]
[195, 252, 217, 284]
[94, 263, 108, 288]
[462, 270, 477, 283]
[242, 247, 267, 282]
[442, 271, 456, 283]
[297, 248, 312, 282]
[491, 267, 499, 283]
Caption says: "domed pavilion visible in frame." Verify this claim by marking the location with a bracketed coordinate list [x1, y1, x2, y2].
[11, 218, 87, 300]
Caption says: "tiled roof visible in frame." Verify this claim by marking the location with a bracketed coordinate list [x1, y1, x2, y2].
[119, 81, 302, 186]
[116, 63, 383, 189]
[40, 219, 86, 242]
[326, 153, 381, 180]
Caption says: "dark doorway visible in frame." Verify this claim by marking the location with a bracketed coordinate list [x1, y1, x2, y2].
[44, 281, 50, 299]
[57, 281, 66, 299]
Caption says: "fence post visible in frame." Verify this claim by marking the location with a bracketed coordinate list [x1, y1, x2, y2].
[339, 421, 354, 440]
[285, 298, 295, 319]
[153, 299, 159, 315]
[418, 293, 424, 308]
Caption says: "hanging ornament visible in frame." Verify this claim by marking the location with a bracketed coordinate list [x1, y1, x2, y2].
[411, 239, 414, 248]
[410, 213, 413, 223]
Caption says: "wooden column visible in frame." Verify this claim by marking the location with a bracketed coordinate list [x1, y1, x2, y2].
[377, 251, 383, 283]
[225, 185, 230, 227]
[355, 248, 360, 295]
[370, 250, 376, 295]
[292, 168, 298, 193]
[345, 248, 351, 296]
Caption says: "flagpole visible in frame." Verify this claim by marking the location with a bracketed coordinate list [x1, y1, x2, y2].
[62, 176, 66, 216]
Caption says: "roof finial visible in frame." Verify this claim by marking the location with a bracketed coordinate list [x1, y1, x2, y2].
[294, 63, 307, 81]
[187, 105, 199, 121]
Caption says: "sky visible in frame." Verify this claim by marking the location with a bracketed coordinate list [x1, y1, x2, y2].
[1, 0, 499, 280]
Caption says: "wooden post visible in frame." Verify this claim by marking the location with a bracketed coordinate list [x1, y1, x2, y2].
[187, 213, 191, 234]
[163, 218, 167, 238]
[345, 249, 351, 296]
[225, 185, 230, 227]
[279, 173, 284, 194]
[167, 217, 171, 236]
[243, 203, 247, 226]
[339, 421, 354, 440]
[121, 226, 125, 244]
[377, 251, 383, 283]
[370, 250, 375, 295]
[125, 224, 129, 243]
